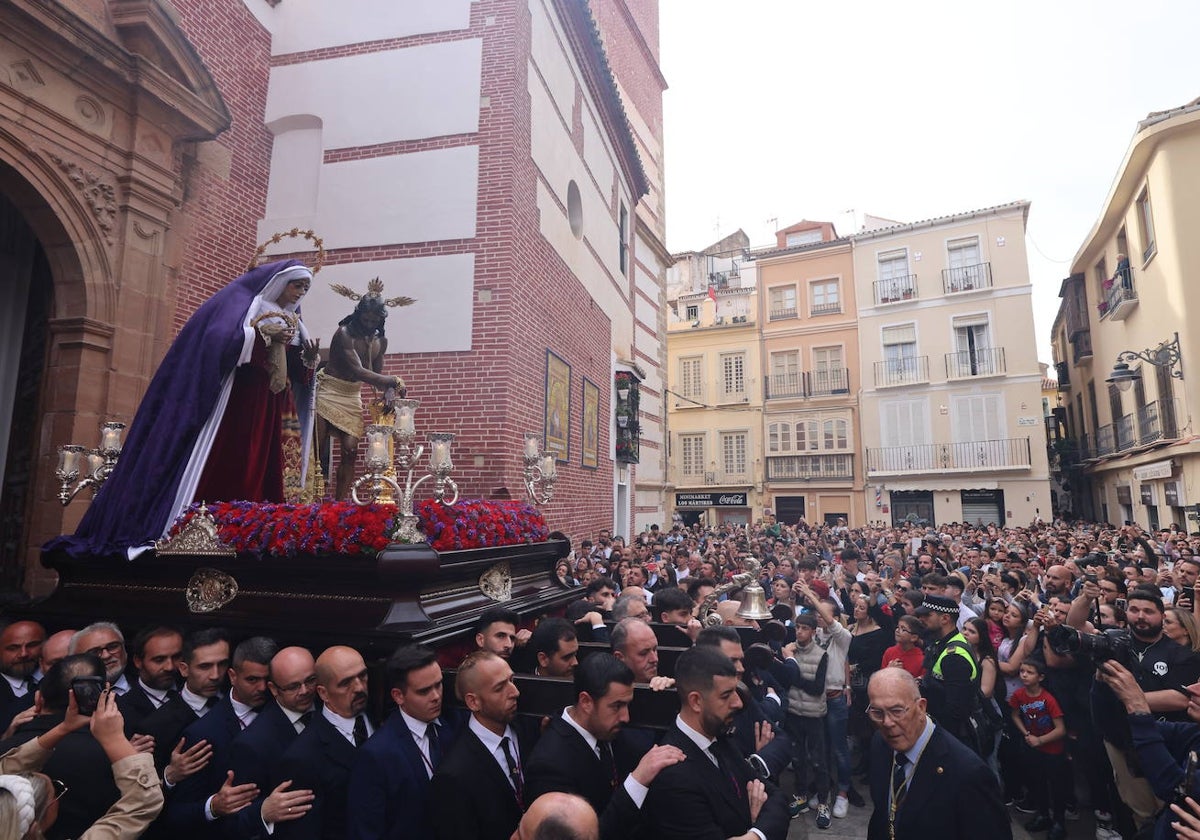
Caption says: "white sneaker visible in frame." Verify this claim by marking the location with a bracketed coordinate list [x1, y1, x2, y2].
[832, 795, 848, 819]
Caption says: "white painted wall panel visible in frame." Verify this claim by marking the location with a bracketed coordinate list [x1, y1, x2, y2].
[635, 291, 658, 327]
[529, 0, 576, 120]
[258, 145, 478, 250]
[300, 254, 475, 353]
[582, 109, 614, 197]
[265, 0, 471, 55]
[266, 41, 482, 149]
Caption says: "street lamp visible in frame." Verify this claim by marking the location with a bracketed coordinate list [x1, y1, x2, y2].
[1105, 332, 1183, 393]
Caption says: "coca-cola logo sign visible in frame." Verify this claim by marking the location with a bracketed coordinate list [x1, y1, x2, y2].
[675, 492, 747, 508]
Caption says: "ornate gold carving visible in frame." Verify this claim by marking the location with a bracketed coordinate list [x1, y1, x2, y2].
[185, 568, 239, 613]
[329, 277, 416, 309]
[155, 503, 236, 556]
[479, 561, 513, 602]
[45, 152, 117, 245]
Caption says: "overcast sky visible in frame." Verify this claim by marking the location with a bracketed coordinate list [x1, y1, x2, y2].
[659, 0, 1199, 365]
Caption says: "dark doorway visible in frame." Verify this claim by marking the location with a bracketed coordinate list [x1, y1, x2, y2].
[890, 491, 933, 527]
[0, 192, 51, 590]
[775, 496, 805, 525]
[961, 489, 1005, 528]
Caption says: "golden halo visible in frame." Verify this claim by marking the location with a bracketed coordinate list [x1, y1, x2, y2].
[249, 228, 326, 274]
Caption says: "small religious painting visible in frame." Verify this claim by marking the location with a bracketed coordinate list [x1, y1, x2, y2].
[582, 378, 599, 469]
[544, 350, 570, 462]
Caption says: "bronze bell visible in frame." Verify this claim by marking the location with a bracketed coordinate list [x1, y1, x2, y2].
[736, 578, 773, 621]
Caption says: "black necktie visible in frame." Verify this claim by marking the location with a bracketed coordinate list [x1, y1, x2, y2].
[427, 723, 441, 768]
[353, 714, 368, 746]
[297, 711, 313, 732]
[500, 735, 524, 806]
[599, 740, 618, 788]
[892, 751, 910, 810]
[203, 696, 218, 710]
[709, 742, 742, 801]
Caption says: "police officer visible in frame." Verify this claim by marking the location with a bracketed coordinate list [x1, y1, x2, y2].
[915, 594, 980, 750]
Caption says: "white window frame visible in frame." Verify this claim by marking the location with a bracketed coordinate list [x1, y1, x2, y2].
[679, 356, 704, 400]
[769, 285, 797, 318]
[809, 278, 841, 314]
[1136, 186, 1157, 264]
[720, 352, 746, 399]
[680, 433, 705, 476]
[721, 431, 748, 476]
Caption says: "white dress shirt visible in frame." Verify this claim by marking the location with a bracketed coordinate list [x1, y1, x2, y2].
[469, 716, 522, 792]
[400, 709, 440, 778]
[675, 715, 765, 840]
[323, 705, 372, 745]
[561, 708, 648, 807]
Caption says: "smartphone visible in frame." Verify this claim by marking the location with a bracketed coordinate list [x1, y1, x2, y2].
[881, 566, 893, 580]
[1116, 598, 1128, 611]
[71, 675, 105, 716]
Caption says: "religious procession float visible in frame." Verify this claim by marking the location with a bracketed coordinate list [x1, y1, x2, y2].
[36, 233, 574, 657]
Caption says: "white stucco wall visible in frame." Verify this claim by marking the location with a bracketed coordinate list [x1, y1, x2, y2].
[249, 0, 472, 55]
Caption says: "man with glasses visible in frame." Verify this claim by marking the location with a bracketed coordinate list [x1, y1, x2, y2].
[864, 668, 1010, 840]
[228, 646, 318, 838]
[69, 622, 131, 696]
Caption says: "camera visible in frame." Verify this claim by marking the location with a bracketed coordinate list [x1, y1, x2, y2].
[1083, 572, 1098, 585]
[71, 675, 105, 716]
[1047, 625, 1137, 671]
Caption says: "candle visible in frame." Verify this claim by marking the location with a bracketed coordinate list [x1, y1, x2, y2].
[431, 440, 449, 469]
[540, 454, 557, 479]
[523, 434, 540, 460]
[100, 423, 124, 453]
[366, 430, 389, 464]
[397, 407, 415, 435]
[87, 452, 105, 476]
[58, 446, 81, 476]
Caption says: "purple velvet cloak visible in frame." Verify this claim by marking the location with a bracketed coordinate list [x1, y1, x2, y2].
[45, 259, 307, 559]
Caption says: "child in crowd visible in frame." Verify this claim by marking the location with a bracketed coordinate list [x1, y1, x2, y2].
[1008, 660, 1068, 840]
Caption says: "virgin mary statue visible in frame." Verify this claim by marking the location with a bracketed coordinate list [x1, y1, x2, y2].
[48, 259, 319, 559]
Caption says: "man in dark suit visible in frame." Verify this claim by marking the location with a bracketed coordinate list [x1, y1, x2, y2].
[0, 619, 45, 734]
[0, 653, 119, 840]
[164, 636, 277, 837]
[348, 643, 460, 840]
[136, 627, 230, 777]
[865, 668, 1010, 840]
[430, 650, 537, 840]
[642, 645, 790, 840]
[227, 645, 318, 839]
[524, 652, 684, 840]
[528, 617, 579, 678]
[119, 625, 184, 733]
[272, 645, 372, 840]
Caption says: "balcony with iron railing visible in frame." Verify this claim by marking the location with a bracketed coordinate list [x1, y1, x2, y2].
[1099, 266, 1138, 321]
[766, 454, 854, 481]
[1137, 398, 1182, 444]
[946, 347, 1006, 379]
[942, 262, 993, 295]
[1072, 329, 1093, 364]
[1055, 361, 1070, 389]
[765, 369, 851, 399]
[676, 469, 751, 487]
[1096, 424, 1115, 456]
[874, 275, 918, 305]
[810, 301, 842, 316]
[1115, 413, 1135, 451]
[874, 356, 930, 388]
[866, 438, 1032, 475]
[769, 306, 797, 321]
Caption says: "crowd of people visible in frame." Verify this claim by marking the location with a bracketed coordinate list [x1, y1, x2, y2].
[9, 517, 1200, 839]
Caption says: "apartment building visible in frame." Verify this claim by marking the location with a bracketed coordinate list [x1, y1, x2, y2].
[1053, 98, 1200, 529]
[754, 221, 865, 526]
[854, 202, 1051, 527]
[665, 244, 760, 526]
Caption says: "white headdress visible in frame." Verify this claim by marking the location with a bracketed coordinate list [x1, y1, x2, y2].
[0, 774, 37, 838]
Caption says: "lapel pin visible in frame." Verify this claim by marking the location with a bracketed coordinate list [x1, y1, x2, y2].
[936, 766, 944, 775]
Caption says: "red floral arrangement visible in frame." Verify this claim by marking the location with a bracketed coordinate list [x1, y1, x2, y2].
[169, 499, 549, 557]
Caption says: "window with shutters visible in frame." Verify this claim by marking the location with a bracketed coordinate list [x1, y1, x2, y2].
[720, 352, 745, 399]
[769, 351, 801, 398]
[796, 419, 818, 451]
[951, 393, 1006, 443]
[768, 422, 792, 453]
[680, 434, 705, 476]
[722, 432, 747, 475]
[1136, 186, 1157, 263]
[812, 346, 846, 394]
[810, 279, 841, 315]
[878, 250, 909, 283]
[950, 313, 995, 377]
[769, 286, 797, 319]
[881, 323, 919, 382]
[679, 356, 703, 400]
[878, 399, 931, 470]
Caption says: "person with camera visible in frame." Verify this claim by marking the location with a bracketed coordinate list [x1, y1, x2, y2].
[1069, 583, 1200, 832]
[0, 671, 164, 839]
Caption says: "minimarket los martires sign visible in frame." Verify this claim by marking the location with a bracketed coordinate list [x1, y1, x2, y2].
[675, 492, 748, 508]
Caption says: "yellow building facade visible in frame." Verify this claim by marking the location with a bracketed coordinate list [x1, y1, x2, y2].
[1054, 99, 1200, 529]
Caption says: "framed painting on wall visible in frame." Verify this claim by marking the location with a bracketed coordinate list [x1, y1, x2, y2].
[545, 350, 571, 462]
[582, 377, 599, 469]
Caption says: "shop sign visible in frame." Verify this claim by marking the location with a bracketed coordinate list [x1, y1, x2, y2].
[1133, 460, 1174, 481]
[675, 492, 748, 508]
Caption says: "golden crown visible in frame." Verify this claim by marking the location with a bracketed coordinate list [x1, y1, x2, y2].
[329, 276, 416, 308]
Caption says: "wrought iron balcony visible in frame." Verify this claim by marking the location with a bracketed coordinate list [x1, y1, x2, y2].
[1055, 361, 1070, 389]
[946, 347, 1006, 379]
[765, 369, 850, 399]
[769, 306, 797, 321]
[766, 454, 854, 481]
[676, 469, 750, 487]
[866, 438, 1032, 475]
[1100, 272, 1138, 321]
[942, 262, 993, 295]
[810, 301, 842, 316]
[874, 356, 930, 388]
[1096, 424, 1115, 456]
[1115, 413, 1135, 452]
[874, 275, 918, 305]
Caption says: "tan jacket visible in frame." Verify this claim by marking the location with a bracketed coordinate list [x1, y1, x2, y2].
[0, 738, 163, 838]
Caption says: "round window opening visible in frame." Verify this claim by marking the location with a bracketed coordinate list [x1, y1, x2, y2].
[567, 180, 583, 239]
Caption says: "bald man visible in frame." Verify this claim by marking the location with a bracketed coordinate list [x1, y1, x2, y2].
[865, 669, 1009, 840]
[511, 792, 599, 840]
[274, 646, 371, 840]
[229, 646, 318, 838]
